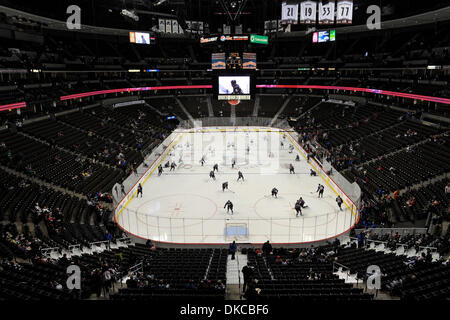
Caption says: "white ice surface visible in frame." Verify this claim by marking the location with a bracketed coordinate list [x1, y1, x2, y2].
[117, 128, 355, 244]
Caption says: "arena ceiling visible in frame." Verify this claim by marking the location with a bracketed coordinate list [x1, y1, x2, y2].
[2, 0, 449, 35]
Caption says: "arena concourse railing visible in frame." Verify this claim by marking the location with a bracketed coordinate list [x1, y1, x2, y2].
[349, 236, 438, 255]
[354, 228, 428, 236]
[40, 237, 132, 259]
[113, 118, 361, 244]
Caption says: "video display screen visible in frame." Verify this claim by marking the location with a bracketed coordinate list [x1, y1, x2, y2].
[212, 53, 226, 70]
[312, 30, 336, 43]
[243, 53, 257, 70]
[217, 75, 251, 100]
[218, 76, 250, 94]
[129, 32, 152, 44]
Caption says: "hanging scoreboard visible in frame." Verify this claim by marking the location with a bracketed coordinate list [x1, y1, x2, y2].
[318, 1, 335, 24]
[336, 0, 353, 24]
[281, 2, 299, 24]
[300, 1, 317, 24]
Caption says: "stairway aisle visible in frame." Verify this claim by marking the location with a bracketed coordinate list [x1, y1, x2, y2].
[225, 252, 248, 299]
[226, 252, 247, 285]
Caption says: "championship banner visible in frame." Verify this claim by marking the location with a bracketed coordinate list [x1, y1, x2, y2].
[158, 18, 166, 32]
[336, 0, 353, 24]
[223, 24, 231, 34]
[191, 21, 200, 34]
[300, 1, 317, 24]
[263, 20, 270, 34]
[165, 19, 172, 33]
[235, 24, 243, 34]
[198, 21, 204, 34]
[281, 1, 299, 24]
[171, 20, 179, 33]
[277, 19, 284, 31]
[318, 1, 335, 24]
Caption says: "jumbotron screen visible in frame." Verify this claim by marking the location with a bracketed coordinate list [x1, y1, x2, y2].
[129, 32, 154, 44]
[217, 75, 251, 100]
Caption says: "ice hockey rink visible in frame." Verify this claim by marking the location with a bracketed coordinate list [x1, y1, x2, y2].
[115, 127, 358, 244]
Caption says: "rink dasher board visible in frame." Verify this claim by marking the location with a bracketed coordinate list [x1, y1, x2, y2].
[285, 131, 359, 219]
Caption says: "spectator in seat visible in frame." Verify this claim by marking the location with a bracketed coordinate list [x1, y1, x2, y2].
[215, 280, 225, 291]
[393, 190, 400, 199]
[243, 279, 260, 301]
[186, 280, 197, 290]
[126, 275, 138, 289]
[377, 187, 384, 200]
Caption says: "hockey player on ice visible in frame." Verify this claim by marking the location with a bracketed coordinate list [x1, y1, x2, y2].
[271, 188, 279, 198]
[298, 197, 307, 208]
[310, 169, 317, 176]
[222, 182, 229, 192]
[213, 163, 219, 172]
[295, 154, 300, 161]
[224, 200, 234, 214]
[170, 162, 177, 171]
[237, 171, 244, 182]
[295, 200, 302, 217]
[336, 195, 343, 211]
[231, 158, 236, 169]
[137, 183, 143, 198]
[158, 165, 163, 176]
[289, 164, 295, 174]
[210, 170, 216, 180]
[200, 156, 205, 166]
[317, 184, 325, 198]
